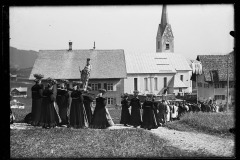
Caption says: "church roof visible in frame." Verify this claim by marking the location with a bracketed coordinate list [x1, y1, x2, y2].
[197, 54, 234, 82]
[29, 49, 127, 80]
[125, 52, 191, 74]
[168, 76, 187, 88]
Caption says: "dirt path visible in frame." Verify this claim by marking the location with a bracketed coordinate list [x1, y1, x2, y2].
[11, 123, 235, 157]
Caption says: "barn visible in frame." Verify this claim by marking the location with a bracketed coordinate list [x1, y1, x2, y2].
[11, 87, 28, 98]
[29, 42, 127, 107]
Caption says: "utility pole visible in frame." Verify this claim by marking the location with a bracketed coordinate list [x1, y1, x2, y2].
[226, 55, 230, 112]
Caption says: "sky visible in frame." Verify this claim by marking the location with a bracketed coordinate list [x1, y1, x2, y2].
[10, 4, 234, 60]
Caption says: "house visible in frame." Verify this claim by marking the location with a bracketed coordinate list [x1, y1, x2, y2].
[124, 5, 192, 96]
[124, 52, 192, 96]
[196, 53, 235, 104]
[10, 74, 17, 81]
[29, 42, 127, 107]
[11, 87, 28, 98]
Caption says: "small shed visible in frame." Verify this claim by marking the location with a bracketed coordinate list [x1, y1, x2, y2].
[11, 87, 28, 98]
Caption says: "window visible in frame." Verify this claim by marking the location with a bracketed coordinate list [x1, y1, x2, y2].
[204, 83, 209, 88]
[215, 83, 225, 88]
[154, 77, 158, 90]
[214, 95, 225, 100]
[198, 82, 202, 87]
[144, 78, 148, 91]
[91, 83, 98, 91]
[134, 78, 138, 91]
[179, 88, 182, 92]
[164, 77, 167, 88]
[166, 43, 169, 50]
[158, 41, 160, 49]
[107, 98, 114, 105]
[107, 83, 113, 91]
[180, 75, 183, 81]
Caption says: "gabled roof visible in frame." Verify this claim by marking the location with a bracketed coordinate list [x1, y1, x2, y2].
[168, 76, 187, 88]
[197, 53, 234, 82]
[29, 49, 127, 80]
[125, 52, 191, 74]
[11, 87, 28, 92]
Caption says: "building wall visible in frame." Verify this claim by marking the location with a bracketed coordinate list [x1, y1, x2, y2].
[175, 70, 192, 93]
[197, 74, 235, 104]
[124, 73, 175, 95]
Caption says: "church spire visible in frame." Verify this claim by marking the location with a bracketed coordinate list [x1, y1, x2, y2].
[156, 5, 174, 53]
[161, 5, 168, 29]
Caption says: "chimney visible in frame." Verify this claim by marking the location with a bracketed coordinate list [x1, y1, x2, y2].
[93, 41, 96, 50]
[69, 41, 72, 51]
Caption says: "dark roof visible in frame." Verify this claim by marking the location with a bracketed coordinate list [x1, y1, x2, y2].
[197, 53, 234, 82]
[29, 49, 127, 80]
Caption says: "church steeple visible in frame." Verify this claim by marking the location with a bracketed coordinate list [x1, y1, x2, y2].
[156, 5, 174, 53]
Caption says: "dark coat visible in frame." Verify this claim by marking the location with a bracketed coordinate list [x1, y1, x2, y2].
[39, 88, 59, 128]
[141, 100, 158, 129]
[120, 99, 131, 125]
[57, 89, 69, 125]
[69, 90, 88, 128]
[129, 97, 142, 126]
[30, 83, 44, 126]
[91, 97, 110, 129]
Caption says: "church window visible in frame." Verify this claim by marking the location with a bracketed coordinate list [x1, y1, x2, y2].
[166, 43, 169, 50]
[164, 77, 167, 88]
[134, 78, 138, 91]
[158, 41, 160, 49]
[154, 77, 158, 90]
[144, 78, 148, 91]
[179, 88, 182, 92]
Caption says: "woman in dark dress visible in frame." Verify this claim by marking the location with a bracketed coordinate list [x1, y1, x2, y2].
[90, 89, 110, 129]
[83, 86, 94, 125]
[129, 90, 142, 128]
[141, 94, 158, 130]
[30, 74, 44, 126]
[69, 82, 88, 129]
[120, 93, 131, 126]
[39, 78, 59, 129]
[56, 79, 69, 126]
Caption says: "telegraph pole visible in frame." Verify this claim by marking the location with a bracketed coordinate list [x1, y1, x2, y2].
[226, 55, 229, 112]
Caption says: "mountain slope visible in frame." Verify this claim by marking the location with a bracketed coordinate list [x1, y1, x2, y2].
[10, 47, 38, 69]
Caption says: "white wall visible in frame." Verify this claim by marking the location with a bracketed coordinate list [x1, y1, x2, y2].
[124, 73, 175, 95]
[175, 70, 192, 93]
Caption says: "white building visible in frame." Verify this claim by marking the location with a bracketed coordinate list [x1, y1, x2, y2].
[124, 5, 192, 96]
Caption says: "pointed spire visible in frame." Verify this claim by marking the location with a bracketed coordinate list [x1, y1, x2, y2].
[161, 5, 168, 27]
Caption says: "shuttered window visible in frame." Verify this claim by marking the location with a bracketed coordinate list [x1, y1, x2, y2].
[107, 98, 114, 105]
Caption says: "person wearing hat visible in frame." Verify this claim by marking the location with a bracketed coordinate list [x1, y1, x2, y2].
[120, 93, 131, 126]
[91, 88, 111, 129]
[56, 79, 70, 126]
[152, 94, 161, 126]
[30, 74, 44, 126]
[69, 81, 89, 128]
[129, 90, 142, 128]
[82, 86, 94, 124]
[141, 94, 158, 130]
[39, 77, 60, 129]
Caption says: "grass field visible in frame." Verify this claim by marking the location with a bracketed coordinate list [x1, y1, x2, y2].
[11, 127, 216, 158]
[166, 111, 235, 138]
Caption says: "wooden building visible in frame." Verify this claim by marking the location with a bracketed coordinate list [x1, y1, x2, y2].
[29, 43, 127, 107]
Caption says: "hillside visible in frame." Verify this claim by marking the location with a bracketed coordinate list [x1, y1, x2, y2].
[10, 47, 38, 69]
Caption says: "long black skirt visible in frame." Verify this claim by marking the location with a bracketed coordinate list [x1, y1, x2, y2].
[30, 98, 42, 126]
[141, 108, 158, 129]
[39, 98, 59, 128]
[91, 107, 110, 129]
[69, 99, 88, 128]
[120, 107, 131, 125]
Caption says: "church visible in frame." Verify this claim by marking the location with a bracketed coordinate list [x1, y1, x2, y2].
[124, 5, 192, 96]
